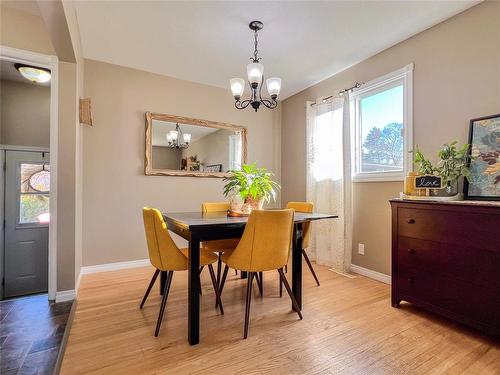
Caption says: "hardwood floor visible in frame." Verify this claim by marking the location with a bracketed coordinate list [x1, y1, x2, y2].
[60, 265, 499, 374]
[0, 294, 73, 375]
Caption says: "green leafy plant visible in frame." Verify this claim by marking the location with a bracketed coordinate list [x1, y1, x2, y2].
[435, 141, 471, 186]
[223, 163, 280, 204]
[411, 146, 435, 175]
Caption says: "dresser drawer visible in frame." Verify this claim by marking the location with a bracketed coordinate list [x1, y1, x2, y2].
[397, 264, 500, 328]
[398, 236, 500, 289]
[397, 207, 500, 252]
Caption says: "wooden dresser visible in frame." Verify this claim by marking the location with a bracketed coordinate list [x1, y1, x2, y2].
[390, 199, 500, 336]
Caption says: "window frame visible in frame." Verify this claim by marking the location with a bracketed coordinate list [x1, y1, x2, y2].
[351, 63, 413, 182]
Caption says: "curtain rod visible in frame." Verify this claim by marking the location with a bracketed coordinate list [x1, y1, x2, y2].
[310, 81, 364, 106]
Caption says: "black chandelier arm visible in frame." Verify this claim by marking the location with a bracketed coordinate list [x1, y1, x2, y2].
[260, 98, 278, 109]
[234, 99, 253, 110]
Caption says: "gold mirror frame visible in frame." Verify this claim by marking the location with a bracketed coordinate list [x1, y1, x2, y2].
[145, 112, 247, 177]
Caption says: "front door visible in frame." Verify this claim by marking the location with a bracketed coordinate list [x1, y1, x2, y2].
[4, 150, 50, 298]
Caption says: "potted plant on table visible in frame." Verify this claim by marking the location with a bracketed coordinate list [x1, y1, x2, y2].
[223, 163, 280, 216]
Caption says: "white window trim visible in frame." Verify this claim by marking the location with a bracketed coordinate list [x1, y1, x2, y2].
[351, 63, 413, 182]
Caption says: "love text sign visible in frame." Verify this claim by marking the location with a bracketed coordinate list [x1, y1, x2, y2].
[415, 175, 442, 189]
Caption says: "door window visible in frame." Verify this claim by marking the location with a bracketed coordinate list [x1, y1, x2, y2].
[19, 163, 50, 224]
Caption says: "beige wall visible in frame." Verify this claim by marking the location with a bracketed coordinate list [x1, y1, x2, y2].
[0, 4, 55, 55]
[152, 146, 182, 170]
[0, 80, 50, 147]
[281, 1, 500, 275]
[1, 3, 81, 292]
[182, 129, 234, 172]
[82, 59, 281, 266]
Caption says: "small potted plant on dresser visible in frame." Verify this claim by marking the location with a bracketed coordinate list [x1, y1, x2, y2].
[404, 141, 471, 201]
[223, 163, 280, 216]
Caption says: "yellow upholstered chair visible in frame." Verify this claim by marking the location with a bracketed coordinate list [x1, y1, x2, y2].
[201, 202, 240, 286]
[219, 209, 302, 339]
[286, 202, 320, 286]
[140, 207, 222, 336]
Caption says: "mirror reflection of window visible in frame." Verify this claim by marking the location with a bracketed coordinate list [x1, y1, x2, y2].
[228, 134, 242, 171]
[151, 119, 242, 173]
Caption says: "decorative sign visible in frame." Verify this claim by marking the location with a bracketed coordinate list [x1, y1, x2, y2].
[415, 175, 442, 189]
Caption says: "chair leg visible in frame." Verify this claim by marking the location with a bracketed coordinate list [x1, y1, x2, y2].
[219, 265, 229, 297]
[302, 250, 320, 286]
[235, 269, 238, 275]
[208, 264, 224, 315]
[155, 271, 174, 337]
[278, 268, 303, 320]
[216, 254, 222, 291]
[140, 269, 160, 308]
[255, 272, 263, 297]
[285, 264, 288, 273]
[198, 266, 204, 295]
[244, 272, 255, 339]
[279, 268, 283, 298]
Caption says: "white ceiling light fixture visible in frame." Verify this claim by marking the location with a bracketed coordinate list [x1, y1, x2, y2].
[230, 21, 281, 112]
[15, 63, 51, 83]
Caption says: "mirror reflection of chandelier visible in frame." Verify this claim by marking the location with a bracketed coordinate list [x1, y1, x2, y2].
[166, 123, 191, 149]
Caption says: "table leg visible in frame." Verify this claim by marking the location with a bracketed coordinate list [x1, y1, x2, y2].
[240, 271, 248, 279]
[292, 223, 303, 311]
[188, 233, 200, 345]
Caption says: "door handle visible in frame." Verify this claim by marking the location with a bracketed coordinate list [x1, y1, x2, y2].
[407, 248, 415, 254]
[407, 277, 415, 283]
[407, 219, 415, 224]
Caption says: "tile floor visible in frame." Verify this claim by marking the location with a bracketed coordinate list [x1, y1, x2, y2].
[0, 294, 73, 375]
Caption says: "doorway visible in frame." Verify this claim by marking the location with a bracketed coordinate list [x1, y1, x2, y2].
[3, 150, 50, 297]
[0, 46, 58, 301]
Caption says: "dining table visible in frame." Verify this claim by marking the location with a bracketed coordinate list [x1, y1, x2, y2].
[162, 210, 338, 345]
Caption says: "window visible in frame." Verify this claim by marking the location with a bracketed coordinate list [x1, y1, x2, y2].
[351, 64, 413, 181]
[19, 163, 50, 225]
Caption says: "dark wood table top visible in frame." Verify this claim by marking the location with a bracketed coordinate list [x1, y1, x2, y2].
[162, 211, 338, 231]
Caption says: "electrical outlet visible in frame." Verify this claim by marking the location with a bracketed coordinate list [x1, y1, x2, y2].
[358, 243, 365, 255]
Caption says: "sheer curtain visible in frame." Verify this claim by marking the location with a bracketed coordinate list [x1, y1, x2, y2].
[306, 95, 352, 272]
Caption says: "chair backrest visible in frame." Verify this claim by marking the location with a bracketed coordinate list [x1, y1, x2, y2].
[142, 207, 187, 271]
[228, 209, 294, 272]
[286, 202, 313, 249]
[201, 202, 230, 213]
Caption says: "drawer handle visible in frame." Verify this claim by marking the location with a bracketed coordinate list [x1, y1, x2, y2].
[407, 277, 415, 283]
[407, 219, 415, 224]
[407, 248, 415, 254]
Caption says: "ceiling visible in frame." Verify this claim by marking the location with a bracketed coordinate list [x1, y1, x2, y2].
[0, 60, 51, 87]
[73, 1, 477, 99]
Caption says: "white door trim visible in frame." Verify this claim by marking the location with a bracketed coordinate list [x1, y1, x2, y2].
[0, 46, 59, 301]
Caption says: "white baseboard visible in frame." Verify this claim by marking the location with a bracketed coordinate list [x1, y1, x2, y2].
[80, 258, 150, 275]
[56, 290, 76, 303]
[350, 264, 391, 284]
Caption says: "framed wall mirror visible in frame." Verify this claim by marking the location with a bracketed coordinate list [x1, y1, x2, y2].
[145, 112, 247, 177]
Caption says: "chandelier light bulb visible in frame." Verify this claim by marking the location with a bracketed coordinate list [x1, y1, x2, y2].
[183, 133, 191, 144]
[247, 62, 264, 85]
[230, 78, 245, 99]
[266, 77, 281, 98]
[166, 133, 173, 143]
[169, 130, 179, 141]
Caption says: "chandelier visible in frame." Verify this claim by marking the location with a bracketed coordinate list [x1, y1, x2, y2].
[166, 123, 191, 149]
[230, 21, 281, 112]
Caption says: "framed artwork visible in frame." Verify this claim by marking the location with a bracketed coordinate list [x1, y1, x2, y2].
[204, 164, 223, 173]
[464, 114, 500, 200]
